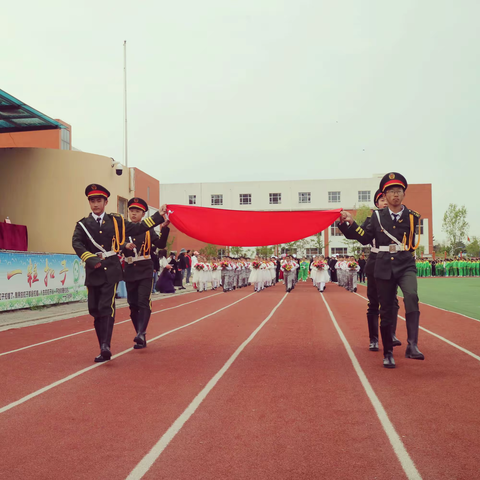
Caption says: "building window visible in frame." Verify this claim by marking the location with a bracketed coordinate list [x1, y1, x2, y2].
[60, 128, 70, 150]
[416, 219, 424, 235]
[217, 249, 226, 257]
[280, 247, 297, 256]
[298, 192, 311, 204]
[358, 190, 370, 203]
[269, 193, 282, 204]
[147, 187, 150, 201]
[211, 194, 223, 206]
[239, 194, 251, 205]
[331, 247, 348, 256]
[118, 196, 128, 217]
[305, 248, 319, 256]
[328, 191, 341, 203]
[330, 221, 342, 236]
[189, 195, 197, 205]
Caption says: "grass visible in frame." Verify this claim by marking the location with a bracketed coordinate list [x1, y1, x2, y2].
[395, 278, 480, 320]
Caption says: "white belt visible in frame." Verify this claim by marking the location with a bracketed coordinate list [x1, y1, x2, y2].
[370, 247, 379, 253]
[97, 251, 117, 259]
[126, 255, 151, 264]
[378, 245, 407, 253]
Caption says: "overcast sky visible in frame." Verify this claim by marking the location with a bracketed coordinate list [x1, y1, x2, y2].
[4, 0, 480, 241]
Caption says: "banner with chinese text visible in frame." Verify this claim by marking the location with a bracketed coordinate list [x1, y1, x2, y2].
[0, 251, 87, 312]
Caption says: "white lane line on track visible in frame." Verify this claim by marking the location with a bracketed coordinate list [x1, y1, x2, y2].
[0, 293, 255, 415]
[356, 283, 480, 323]
[0, 293, 222, 357]
[320, 293, 422, 480]
[354, 292, 480, 363]
[125, 293, 289, 480]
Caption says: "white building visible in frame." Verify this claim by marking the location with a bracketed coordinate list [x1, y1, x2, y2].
[160, 174, 432, 257]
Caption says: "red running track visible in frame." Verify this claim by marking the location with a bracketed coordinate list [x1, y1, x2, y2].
[1, 282, 479, 479]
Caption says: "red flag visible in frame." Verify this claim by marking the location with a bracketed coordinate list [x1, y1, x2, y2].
[468, 237, 471, 242]
[167, 205, 342, 247]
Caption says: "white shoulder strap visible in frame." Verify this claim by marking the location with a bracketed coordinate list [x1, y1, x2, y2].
[78, 221, 107, 253]
[375, 210, 401, 246]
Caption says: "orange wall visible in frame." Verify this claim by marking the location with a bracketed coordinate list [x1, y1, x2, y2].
[0, 129, 60, 149]
[134, 168, 159, 209]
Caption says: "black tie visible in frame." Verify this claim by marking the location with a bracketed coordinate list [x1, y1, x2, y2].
[392, 214, 398, 223]
[97, 218, 102, 228]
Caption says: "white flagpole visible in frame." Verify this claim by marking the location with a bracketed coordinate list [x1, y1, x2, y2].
[123, 40, 128, 168]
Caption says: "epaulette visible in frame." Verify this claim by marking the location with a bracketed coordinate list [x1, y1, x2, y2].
[109, 212, 124, 218]
[409, 209, 421, 218]
[77, 217, 87, 224]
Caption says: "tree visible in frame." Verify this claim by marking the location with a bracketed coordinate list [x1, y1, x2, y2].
[199, 243, 219, 259]
[166, 235, 176, 254]
[342, 204, 373, 256]
[229, 246, 244, 258]
[442, 204, 469, 255]
[466, 236, 480, 257]
[313, 233, 324, 254]
[256, 246, 274, 257]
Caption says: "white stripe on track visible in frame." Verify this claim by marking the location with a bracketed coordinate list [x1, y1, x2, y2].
[354, 292, 480, 363]
[356, 283, 480, 323]
[125, 293, 289, 480]
[0, 293, 222, 357]
[0, 293, 255, 415]
[320, 293, 422, 480]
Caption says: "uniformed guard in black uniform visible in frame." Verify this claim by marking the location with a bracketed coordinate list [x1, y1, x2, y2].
[339, 173, 424, 368]
[123, 197, 170, 349]
[72, 184, 167, 363]
[340, 189, 402, 352]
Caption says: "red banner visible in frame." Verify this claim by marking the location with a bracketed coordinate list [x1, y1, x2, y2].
[166, 205, 342, 247]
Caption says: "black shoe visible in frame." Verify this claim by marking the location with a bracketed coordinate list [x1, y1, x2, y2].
[94, 354, 108, 363]
[392, 336, 402, 347]
[369, 341, 379, 351]
[133, 343, 146, 350]
[383, 354, 396, 368]
[353, 287, 357, 292]
[100, 344, 112, 360]
[405, 312, 425, 360]
[134, 333, 146, 348]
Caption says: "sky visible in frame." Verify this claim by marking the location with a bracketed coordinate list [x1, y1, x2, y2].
[4, 0, 480, 241]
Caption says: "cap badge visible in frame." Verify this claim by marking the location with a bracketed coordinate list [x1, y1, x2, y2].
[91, 184, 97, 190]
[134, 198, 139, 203]
[389, 173, 395, 179]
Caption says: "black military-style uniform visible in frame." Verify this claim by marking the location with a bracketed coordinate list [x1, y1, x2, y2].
[122, 223, 170, 348]
[340, 205, 424, 365]
[72, 185, 166, 362]
[340, 214, 401, 351]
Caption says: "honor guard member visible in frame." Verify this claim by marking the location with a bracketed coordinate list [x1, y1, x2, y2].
[123, 197, 170, 349]
[339, 173, 424, 368]
[340, 190, 402, 352]
[72, 184, 168, 363]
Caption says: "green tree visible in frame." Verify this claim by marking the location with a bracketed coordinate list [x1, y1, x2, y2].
[199, 243, 219, 259]
[466, 236, 480, 257]
[256, 246, 274, 257]
[313, 233, 324, 254]
[166, 235, 176, 254]
[442, 204, 469, 255]
[230, 246, 244, 258]
[342, 205, 373, 256]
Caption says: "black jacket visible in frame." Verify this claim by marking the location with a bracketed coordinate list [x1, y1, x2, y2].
[122, 226, 170, 282]
[339, 206, 420, 280]
[72, 211, 164, 287]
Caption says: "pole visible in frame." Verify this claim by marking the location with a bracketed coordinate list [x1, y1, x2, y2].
[123, 40, 128, 168]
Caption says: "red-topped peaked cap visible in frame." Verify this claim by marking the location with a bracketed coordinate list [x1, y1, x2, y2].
[380, 172, 408, 192]
[374, 189, 384, 206]
[85, 184, 110, 198]
[128, 197, 148, 212]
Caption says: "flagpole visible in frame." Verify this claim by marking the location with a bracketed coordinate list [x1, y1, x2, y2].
[123, 40, 128, 169]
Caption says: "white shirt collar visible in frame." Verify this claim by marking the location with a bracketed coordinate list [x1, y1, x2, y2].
[92, 212, 106, 223]
[388, 206, 404, 220]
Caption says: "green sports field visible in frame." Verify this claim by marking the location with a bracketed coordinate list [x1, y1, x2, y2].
[410, 278, 480, 320]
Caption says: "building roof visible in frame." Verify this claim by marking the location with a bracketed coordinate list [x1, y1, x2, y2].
[0, 89, 65, 133]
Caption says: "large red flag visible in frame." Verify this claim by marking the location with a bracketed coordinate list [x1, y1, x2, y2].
[166, 205, 342, 247]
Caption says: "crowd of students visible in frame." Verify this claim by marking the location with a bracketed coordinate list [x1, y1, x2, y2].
[416, 258, 480, 277]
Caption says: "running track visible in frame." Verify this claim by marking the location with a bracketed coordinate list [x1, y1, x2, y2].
[1, 283, 479, 480]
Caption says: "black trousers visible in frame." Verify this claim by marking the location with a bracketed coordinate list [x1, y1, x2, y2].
[126, 278, 154, 312]
[376, 271, 419, 326]
[87, 283, 118, 319]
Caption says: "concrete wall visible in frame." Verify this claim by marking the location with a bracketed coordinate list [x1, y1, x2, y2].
[0, 148, 130, 254]
[133, 168, 159, 210]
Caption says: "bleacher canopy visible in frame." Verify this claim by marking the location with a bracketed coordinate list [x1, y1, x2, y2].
[0, 89, 65, 133]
